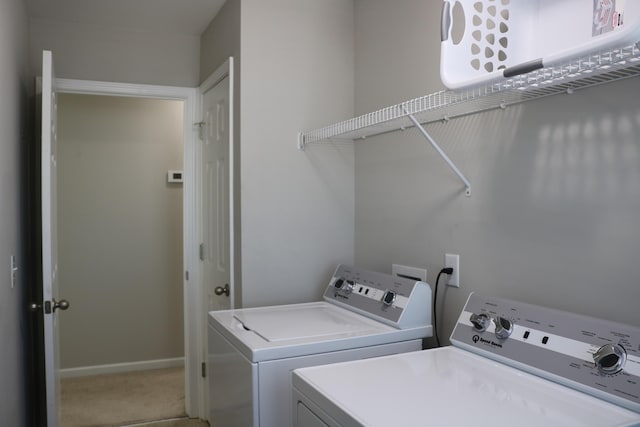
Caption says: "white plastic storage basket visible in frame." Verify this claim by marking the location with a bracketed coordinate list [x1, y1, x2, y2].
[440, 0, 640, 89]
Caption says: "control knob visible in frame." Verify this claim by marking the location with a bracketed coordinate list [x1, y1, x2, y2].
[494, 316, 513, 340]
[470, 313, 491, 332]
[382, 290, 396, 306]
[593, 344, 627, 374]
[333, 278, 354, 294]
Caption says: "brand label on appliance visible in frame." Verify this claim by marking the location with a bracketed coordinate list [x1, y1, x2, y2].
[472, 334, 503, 348]
[593, 0, 625, 36]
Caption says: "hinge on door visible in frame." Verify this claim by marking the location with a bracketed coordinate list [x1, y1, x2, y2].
[194, 121, 205, 141]
[199, 243, 205, 261]
[201, 362, 206, 378]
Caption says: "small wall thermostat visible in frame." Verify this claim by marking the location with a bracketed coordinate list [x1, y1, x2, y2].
[167, 170, 183, 183]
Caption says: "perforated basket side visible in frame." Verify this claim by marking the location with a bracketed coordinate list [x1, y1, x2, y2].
[441, 0, 640, 90]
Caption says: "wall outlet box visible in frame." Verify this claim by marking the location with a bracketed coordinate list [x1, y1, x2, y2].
[392, 264, 427, 283]
[445, 253, 460, 287]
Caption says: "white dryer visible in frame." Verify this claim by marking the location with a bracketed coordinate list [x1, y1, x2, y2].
[207, 264, 433, 427]
[293, 293, 640, 427]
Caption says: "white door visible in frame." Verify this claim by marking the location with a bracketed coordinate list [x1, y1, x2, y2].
[41, 50, 67, 427]
[201, 75, 232, 312]
[199, 59, 235, 421]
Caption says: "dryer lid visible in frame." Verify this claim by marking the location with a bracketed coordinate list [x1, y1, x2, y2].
[292, 347, 640, 427]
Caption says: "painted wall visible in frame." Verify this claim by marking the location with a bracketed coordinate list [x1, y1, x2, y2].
[0, 0, 30, 423]
[57, 94, 184, 368]
[200, 0, 243, 306]
[29, 18, 200, 86]
[238, 0, 355, 307]
[200, 0, 355, 308]
[354, 0, 640, 346]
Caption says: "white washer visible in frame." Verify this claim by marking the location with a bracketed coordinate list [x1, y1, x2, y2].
[207, 264, 433, 427]
[293, 293, 640, 427]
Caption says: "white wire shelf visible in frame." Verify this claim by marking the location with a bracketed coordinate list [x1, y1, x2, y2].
[298, 41, 640, 149]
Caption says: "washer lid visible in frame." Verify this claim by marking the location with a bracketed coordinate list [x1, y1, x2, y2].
[208, 302, 431, 362]
[292, 347, 640, 427]
[233, 304, 382, 342]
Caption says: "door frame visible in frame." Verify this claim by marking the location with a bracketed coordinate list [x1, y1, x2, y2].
[197, 56, 236, 419]
[54, 78, 201, 416]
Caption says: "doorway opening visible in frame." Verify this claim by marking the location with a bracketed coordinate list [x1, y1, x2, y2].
[49, 77, 203, 422]
[56, 93, 186, 425]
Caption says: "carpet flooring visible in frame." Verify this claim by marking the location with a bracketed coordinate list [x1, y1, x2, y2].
[61, 367, 188, 427]
[122, 418, 208, 427]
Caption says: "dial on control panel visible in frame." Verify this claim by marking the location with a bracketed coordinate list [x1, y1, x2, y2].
[333, 278, 354, 295]
[382, 290, 396, 306]
[494, 316, 514, 340]
[470, 313, 491, 332]
[593, 343, 627, 374]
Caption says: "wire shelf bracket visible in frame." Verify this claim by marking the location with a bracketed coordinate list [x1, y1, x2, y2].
[403, 107, 471, 197]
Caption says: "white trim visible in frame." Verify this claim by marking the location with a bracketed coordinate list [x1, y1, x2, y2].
[59, 357, 185, 379]
[121, 418, 191, 427]
[197, 56, 235, 421]
[54, 78, 200, 417]
[56, 78, 194, 100]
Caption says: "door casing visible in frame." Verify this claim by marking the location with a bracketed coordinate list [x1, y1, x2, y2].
[54, 78, 201, 416]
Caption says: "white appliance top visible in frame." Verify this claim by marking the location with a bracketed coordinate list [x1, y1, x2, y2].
[293, 293, 640, 426]
[233, 303, 384, 342]
[208, 302, 429, 362]
[208, 265, 432, 362]
[292, 347, 640, 427]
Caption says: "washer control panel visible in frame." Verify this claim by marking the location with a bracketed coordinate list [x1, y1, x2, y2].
[451, 293, 640, 413]
[323, 264, 432, 330]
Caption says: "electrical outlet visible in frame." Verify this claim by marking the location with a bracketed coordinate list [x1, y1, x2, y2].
[392, 264, 427, 282]
[444, 253, 459, 287]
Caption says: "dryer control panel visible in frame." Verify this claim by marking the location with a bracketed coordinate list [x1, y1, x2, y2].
[323, 264, 432, 330]
[451, 293, 640, 413]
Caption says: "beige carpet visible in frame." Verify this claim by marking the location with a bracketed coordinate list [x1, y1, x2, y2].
[61, 367, 187, 427]
[122, 418, 208, 427]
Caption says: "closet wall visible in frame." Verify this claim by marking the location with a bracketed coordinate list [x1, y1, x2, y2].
[0, 0, 30, 423]
[29, 18, 200, 86]
[353, 0, 640, 344]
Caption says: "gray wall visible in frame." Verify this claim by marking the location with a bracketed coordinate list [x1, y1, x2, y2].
[354, 0, 640, 346]
[0, 0, 30, 423]
[238, 0, 355, 307]
[200, 0, 356, 308]
[57, 94, 184, 368]
[29, 18, 200, 86]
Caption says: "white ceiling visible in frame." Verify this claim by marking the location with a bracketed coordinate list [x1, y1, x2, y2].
[26, 0, 227, 36]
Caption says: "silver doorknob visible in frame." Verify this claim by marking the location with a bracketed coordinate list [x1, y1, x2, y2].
[214, 284, 230, 297]
[53, 299, 70, 312]
[30, 299, 70, 313]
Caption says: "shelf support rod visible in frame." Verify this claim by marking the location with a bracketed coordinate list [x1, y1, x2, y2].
[403, 108, 471, 197]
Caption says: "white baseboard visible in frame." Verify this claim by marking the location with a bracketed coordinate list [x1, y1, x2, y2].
[60, 357, 185, 379]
